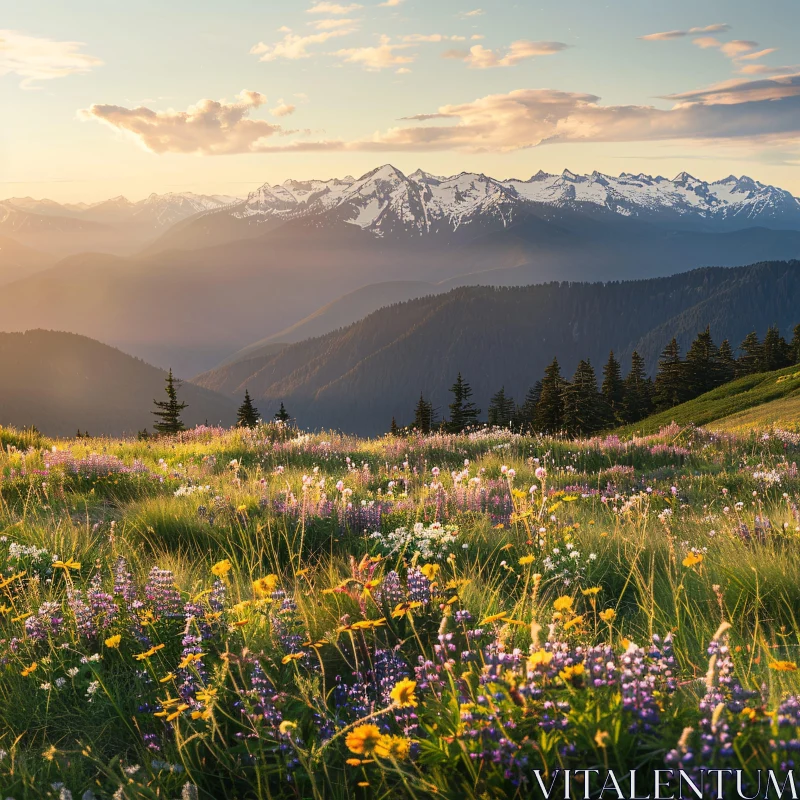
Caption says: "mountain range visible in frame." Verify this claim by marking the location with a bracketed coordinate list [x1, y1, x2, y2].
[1, 165, 800, 376]
[193, 260, 800, 435]
[0, 330, 236, 437]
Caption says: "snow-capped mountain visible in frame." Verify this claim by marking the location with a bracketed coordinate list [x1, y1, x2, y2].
[226, 165, 800, 236]
[0, 192, 243, 231]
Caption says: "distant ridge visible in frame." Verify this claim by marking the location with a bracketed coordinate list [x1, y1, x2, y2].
[0, 330, 236, 436]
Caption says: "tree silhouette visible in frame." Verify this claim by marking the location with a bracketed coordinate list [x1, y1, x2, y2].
[152, 369, 187, 435]
[236, 389, 260, 428]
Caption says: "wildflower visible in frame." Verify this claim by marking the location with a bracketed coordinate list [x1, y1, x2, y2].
[134, 643, 165, 661]
[191, 709, 211, 720]
[178, 652, 204, 669]
[599, 609, 616, 623]
[563, 614, 584, 631]
[21, 662, 38, 677]
[279, 720, 297, 735]
[581, 587, 602, 596]
[594, 730, 611, 748]
[253, 575, 279, 598]
[518, 555, 535, 566]
[53, 558, 81, 571]
[391, 601, 422, 618]
[374, 735, 411, 759]
[281, 653, 305, 664]
[682, 552, 703, 568]
[553, 596, 574, 612]
[528, 650, 553, 669]
[419, 563, 440, 582]
[104, 634, 122, 649]
[770, 660, 798, 672]
[390, 678, 418, 708]
[211, 560, 232, 579]
[480, 612, 509, 625]
[346, 724, 383, 755]
[559, 664, 584, 681]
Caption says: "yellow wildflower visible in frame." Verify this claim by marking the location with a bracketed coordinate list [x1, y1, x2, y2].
[559, 664, 585, 681]
[553, 596, 574, 612]
[770, 660, 798, 672]
[419, 563, 440, 582]
[581, 587, 602, 596]
[178, 652, 204, 669]
[21, 661, 37, 677]
[281, 653, 304, 664]
[374, 735, 411, 760]
[599, 609, 616, 623]
[346, 724, 382, 755]
[134, 643, 165, 661]
[52, 558, 81, 571]
[563, 615, 584, 631]
[518, 555, 535, 566]
[253, 575, 279, 598]
[104, 634, 122, 649]
[191, 709, 212, 720]
[211, 559, 232, 578]
[390, 678, 418, 708]
[682, 552, 703, 568]
[480, 612, 509, 625]
[528, 650, 554, 669]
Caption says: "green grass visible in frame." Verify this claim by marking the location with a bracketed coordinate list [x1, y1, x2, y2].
[620, 364, 800, 436]
[1, 421, 800, 798]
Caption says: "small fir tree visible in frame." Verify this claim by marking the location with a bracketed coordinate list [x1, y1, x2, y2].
[654, 338, 686, 411]
[390, 417, 399, 436]
[447, 373, 480, 433]
[534, 358, 566, 433]
[717, 339, 737, 385]
[562, 360, 604, 436]
[236, 389, 260, 428]
[275, 402, 290, 423]
[487, 386, 515, 428]
[152, 369, 187, 435]
[790, 323, 800, 365]
[413, 394, 434, 433]
[762, 325, 792, 372]
[601, 351, 625, 421]
[737, 331, 763, 376]
[622, 351, 652, 423]
[515, 382, 542, 431]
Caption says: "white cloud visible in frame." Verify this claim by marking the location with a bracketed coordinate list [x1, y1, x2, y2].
[379, 0, 404, 6]
[306, 2, 362, 14]
[270, 99, 296, 117]
[462, 9, 484, 17]
[400, 34, 465, 43]
[333, 35, 415, 70]
[78, 90, 289, 155]
[445, 40, 569, 68]
[640, 23, 730, 41]
[311, 18, 359, 30]
[251, 29, 354, 61]
[0, 29, 102, 88]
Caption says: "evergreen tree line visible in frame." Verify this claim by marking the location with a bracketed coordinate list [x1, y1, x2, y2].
[399, 324, 800, 437]
[134, 373, 293, 439]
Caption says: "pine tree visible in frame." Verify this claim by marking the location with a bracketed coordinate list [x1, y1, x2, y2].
[534, 358, 566, 433]
[762, 325, 792, 372]
[737, 331, 763, 376]
[275, 402, 290, 423]
[684, 326, 721, 397]
[622, 351, 652, 423]
[236, 389, 260, 428]
[790, 324, 800, 365]
[601, 351, 625, 421]
[447, 373, 480, 433]
[562, 360, 604, 436]
[487, 386, 515, 428]
[413, 394, 434, 433]
[515, 382, 542, 431]
[653, 338, 686, 411]
[390, 417, 399, 436]
[152, 369, 187, 435]
[717, 339, 736, 384]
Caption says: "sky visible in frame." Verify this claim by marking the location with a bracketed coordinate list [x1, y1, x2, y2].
[2, 0, 800, 203]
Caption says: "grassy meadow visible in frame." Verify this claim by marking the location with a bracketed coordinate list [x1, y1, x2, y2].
[2, 421, 800, 797]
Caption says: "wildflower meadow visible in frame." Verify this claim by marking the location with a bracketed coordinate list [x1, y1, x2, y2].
[2, 421, 800, 798]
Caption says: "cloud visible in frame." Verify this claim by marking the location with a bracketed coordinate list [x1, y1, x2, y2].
[399, 34, 465, 43]
[306, 2, 362, 13]
[379, 0, 404, 6]
[0, 29, 102, 88]
[84, 75, 800, 156]
[333, 35, 415, 69]
[310, 18, 360, 30]
[639, 23, 730, 41]
[445, 40, 569, 68]
[270, 99, 296, 117]
[462, 9, 484, 16]
[738, 48, 778, 61]
[251, 29, 354, 61]
[691, 36, 761, 59]
[78, 90, 290, 155]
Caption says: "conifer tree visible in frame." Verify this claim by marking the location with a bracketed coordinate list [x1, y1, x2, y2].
[790, 324, 800, 365]
[562, 360, 604, 436]
[413, 394, 434, 433]
[653, 338, 686, 411]
[737, 331, 763, 376]
[684, 326, 721, 397]
[762, 325, 792, 372]
[152, 369, 187, 435]
[622, 351, 652, 423]
[236, 389, 260, 428]
[601, 351, 625, 421]
[447, 373, 480, 433]
[534, 358, 566, 433]
[275, 402, 290, 423]
[390, 417, 399, 436]
[487, 386, 515, 428]
[717, 339, 736, 384]
[515, 382, 542, 431]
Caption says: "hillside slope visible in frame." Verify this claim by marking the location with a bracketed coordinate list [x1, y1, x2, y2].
[0, 330, 236, 437]
[194, 260, 800, 435]
[622, 365, 800, 436]
[0, 236, 54, 286]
